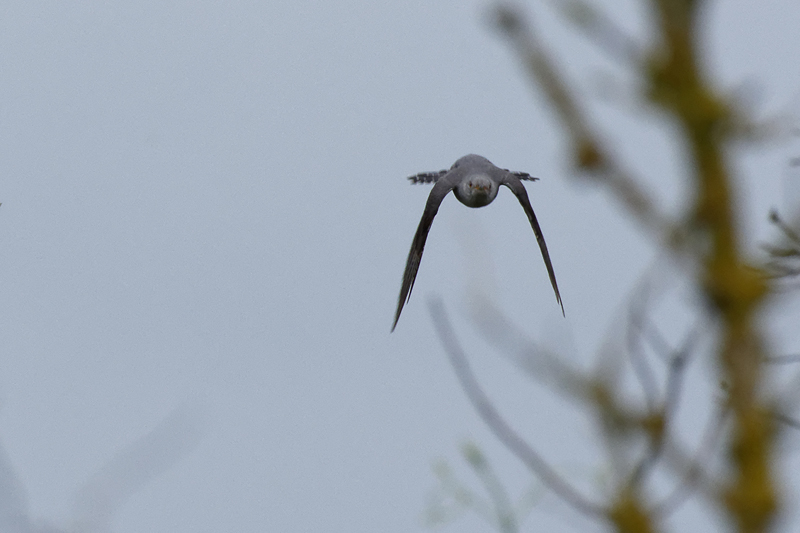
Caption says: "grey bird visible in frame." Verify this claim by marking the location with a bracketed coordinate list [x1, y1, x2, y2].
[392, 154, 563, 331]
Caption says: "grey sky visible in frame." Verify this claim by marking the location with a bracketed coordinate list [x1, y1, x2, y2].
[1, 1, 799, 532]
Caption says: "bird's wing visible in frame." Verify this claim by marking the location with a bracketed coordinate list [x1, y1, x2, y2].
[407, 170, 448, 184]
[507, 170, 539, 182]
[392, 177, 457, 331]
[501, 175, 564, 316]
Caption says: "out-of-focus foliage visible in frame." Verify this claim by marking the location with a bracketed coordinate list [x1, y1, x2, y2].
[426, 2, 800, 533]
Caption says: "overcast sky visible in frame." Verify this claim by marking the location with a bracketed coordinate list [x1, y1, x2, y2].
[1, 1, 800, 532]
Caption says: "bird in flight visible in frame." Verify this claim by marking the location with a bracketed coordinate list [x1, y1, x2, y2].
[392, 154, 563, 331]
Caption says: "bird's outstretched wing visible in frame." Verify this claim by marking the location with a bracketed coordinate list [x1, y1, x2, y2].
[507, 170, 539, 182]
[501, 175, 564, 316]
[407, 170, 447, 184]
[392, 178, 456, 331]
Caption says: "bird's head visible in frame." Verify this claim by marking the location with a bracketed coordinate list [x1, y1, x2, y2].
[454, 174, 499, 208]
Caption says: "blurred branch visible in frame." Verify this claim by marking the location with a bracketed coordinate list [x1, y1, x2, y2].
[463, 442, 520, 533]
[626, 279, 666, 415]
[425, 459, 490, 528]
[464, 270, 731, 527]
[426, 447, 543, 533]
[773, 412, 800, 432]
[763, 209, 800, 279]
[768, 209, 800, 244]
[770, 357, 800, 434]
[70, 405, 205, 533]
[648, 1, 776, 527]
[491, 4, 686, 255]
[427, 297, 606, 518]
[469, 291, 660, 457]
[627, 323, 700, 490]
[550, 0, 644, 68]
[654, 404, 729, 516]
[766, 354, 800, 365]
[0, 405, 204, 533]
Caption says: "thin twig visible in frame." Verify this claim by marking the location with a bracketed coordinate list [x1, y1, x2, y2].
[641, 316, 681, 366]
[661, 329, 698, 424]
[769, 209, 800, 244]
[626, 280, 662, 414]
